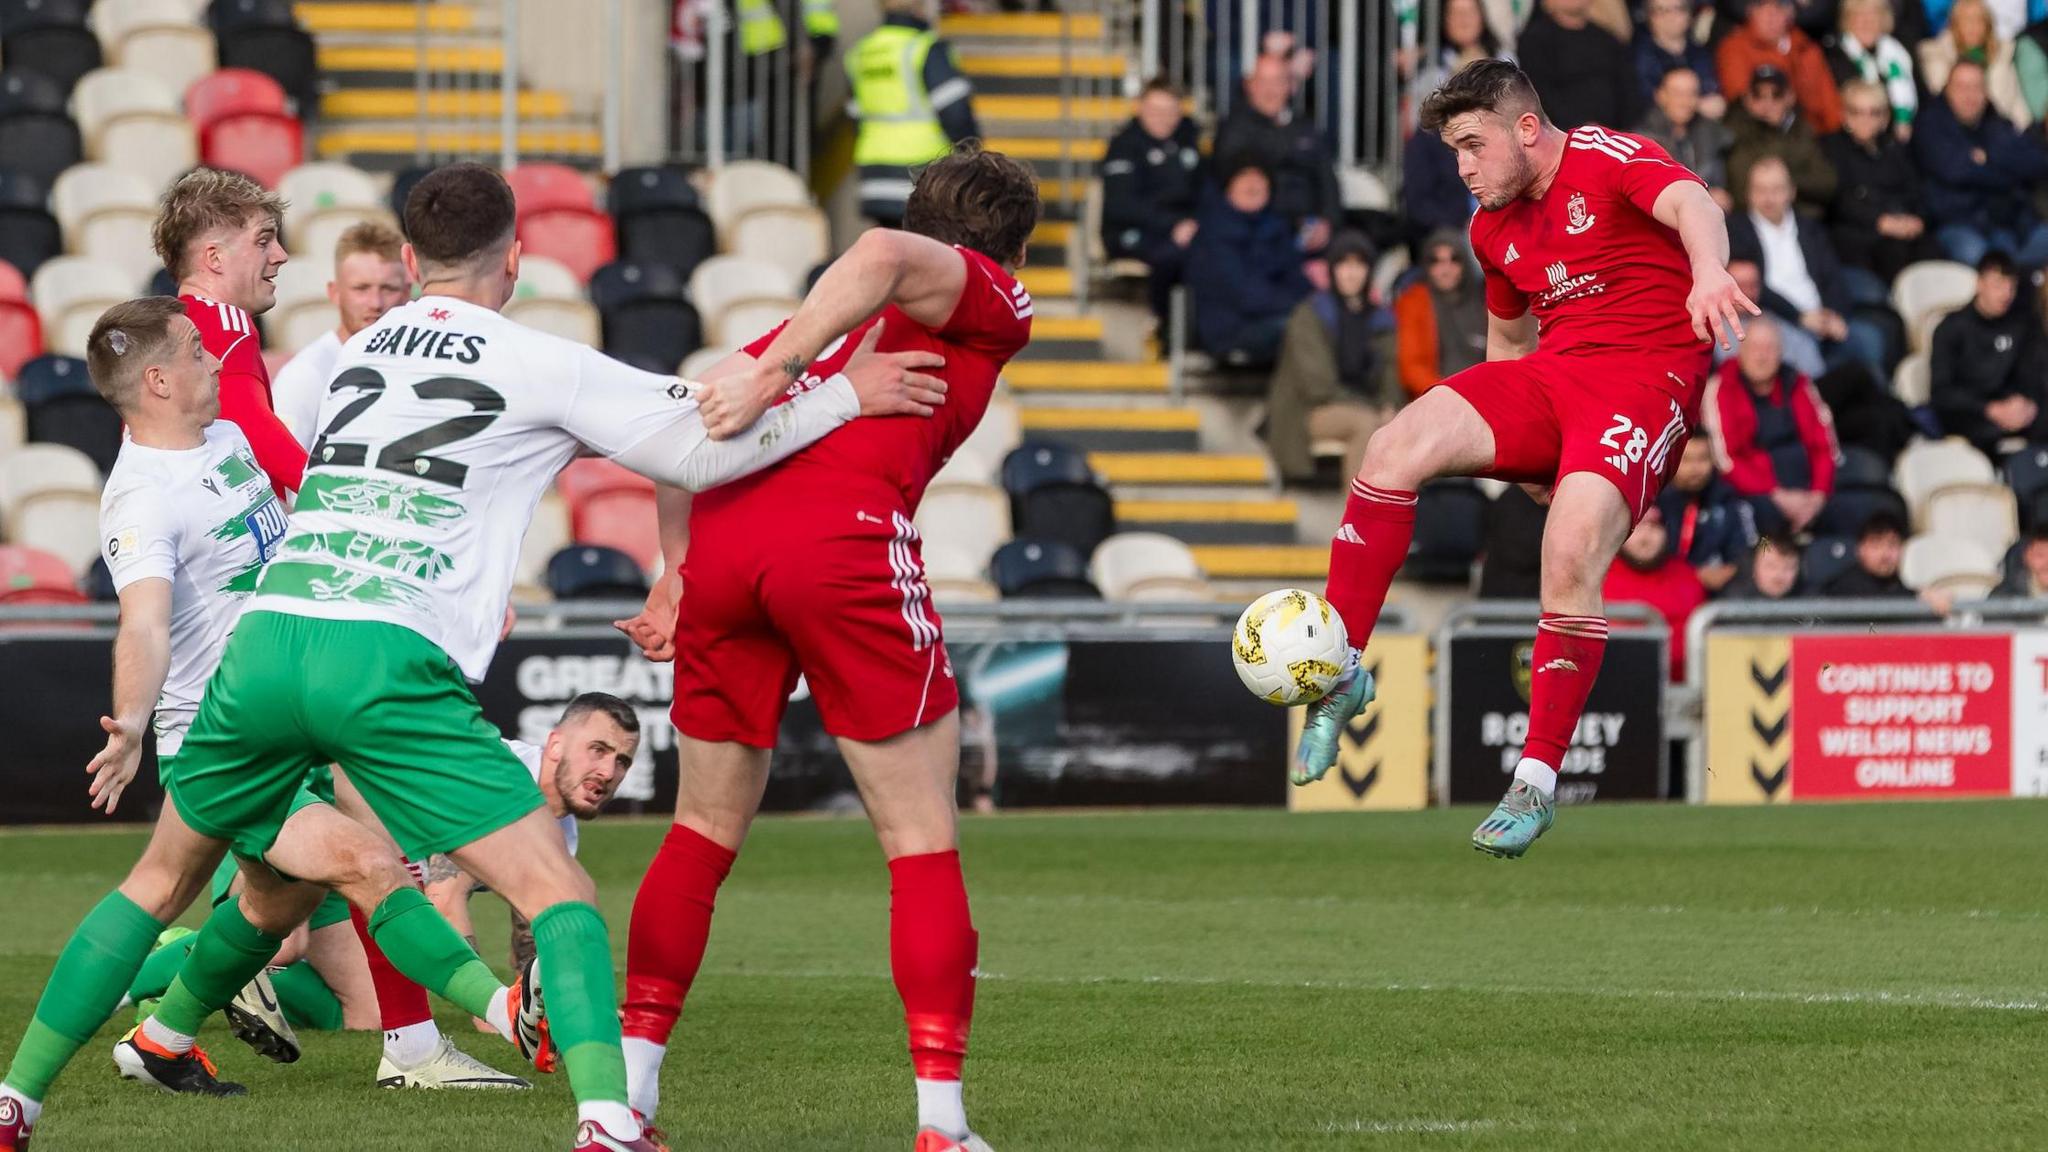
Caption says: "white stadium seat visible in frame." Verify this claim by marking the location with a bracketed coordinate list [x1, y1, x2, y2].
[930, 446, 996, 488]
[1901, 531, 2001, 591]
[98, 0, 215, 99]
[277, 305, 338, 355]
[679, 344, 739, 379]
[14, 493, 105, 573]
[1090, 531, 1205, 600]
[1925, 484, 2019, 551]
[278, 162, 384, 249]
[688, 255, 795, 324]
[0, 396, 27, 454]
[922, 544, 999, 604]
[1894, 437, 1997, 527]
[505, 297, 601, 346]
[0, 443, 101, 532]
[729, 204, 829, 287]
[514, 488, 571, 603]
[957, 392, 1021, 464]
[294, 209, 400, 268]
[1889, 260, 1977, 353]
[914, 485, 1011, 569]
[512, 255, 586, 303]
[1892, 353, 1930, 407]
[709, 295, 800, 347]
[270, 259, 331, 315]
[704, 160, 809, 237]
[50, 164, 155, 235]
[30, 256, 131, 356]
[73, 69, 195, 191]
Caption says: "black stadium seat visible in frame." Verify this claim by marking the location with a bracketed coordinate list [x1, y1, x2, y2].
[1836, 445, 1893, 490]
[0, 169, 61, 278]
[0, 0, 100, 95]
[1001, 441, 1116, 558]
[2004, 446, 2048, 530]
[389, 165, 433, 217]
[1815, 484, 1909, 539]
[1404, 478, 1487, 583]
[215, 23, 317, 121]
[546, 544, 648, 601]
[1802, 535, 1855, 591]
[207, 0, 299, 30]
[991, 538, 1099, 599]
[148, 267, 178, 297]
[18, 354, 121, 474]
[588, 261, 702, 367]
[609, 166, 716, 276]
[0, 70, 80, 186]
[82, 556, 117, 602]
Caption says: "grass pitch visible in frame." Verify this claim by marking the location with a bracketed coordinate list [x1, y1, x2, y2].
[4, 802, 2048, 1151]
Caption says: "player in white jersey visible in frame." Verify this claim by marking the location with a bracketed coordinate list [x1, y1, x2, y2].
[271, 221, 411, 452]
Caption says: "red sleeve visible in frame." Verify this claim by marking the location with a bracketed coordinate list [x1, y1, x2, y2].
[1473, 241, 1529, 321]
[1702, 363, 1778, 496]
[219, 372, 305, 496]
[1600, 131, 1707, 218]
[742, 320, 790, 359]
[1796, 376, 1840, 493]
[936, 247, 1032, 359]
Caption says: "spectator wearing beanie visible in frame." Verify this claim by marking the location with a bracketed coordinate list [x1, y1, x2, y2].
[1266, 231, 1398, 483]
[1393, 230, 1489, 398]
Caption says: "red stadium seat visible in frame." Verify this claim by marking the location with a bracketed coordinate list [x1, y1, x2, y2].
[556, 456, 653, 509]
[573, 489, 661, 572]
[0, 302, 44, 380]
[0, 259, 25, 303]
[517, 209, 616, 284]
[201, 111, 303, 190]
[505, 162, 595, 223]
[185, 68, 289, 133]
[0, 544, 85, 605]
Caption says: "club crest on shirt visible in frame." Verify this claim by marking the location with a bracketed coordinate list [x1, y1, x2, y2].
[1565, 191, 1596, 235]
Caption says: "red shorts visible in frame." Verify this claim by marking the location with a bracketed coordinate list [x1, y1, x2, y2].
[670, 486, 956, 749]
[1444, 349, 1706, 522]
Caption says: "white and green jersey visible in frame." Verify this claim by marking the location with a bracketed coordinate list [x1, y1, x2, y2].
[247, 294, 861, 679]
[99, 423, 288, 754]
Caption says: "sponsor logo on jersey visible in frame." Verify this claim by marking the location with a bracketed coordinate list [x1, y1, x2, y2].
[429, 308, 452, 322]
[107, 526, 139, 558]
[1539, 260, 1602, 305]
[201, 477, 219, 495]
[243, 499, 290, 562]
[1503, 242, 1520, 264]
[1565, 191, 1596, 235]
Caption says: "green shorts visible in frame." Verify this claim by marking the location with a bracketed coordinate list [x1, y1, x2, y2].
[167, 611, 543, 862]
[190, 764, 352, 931]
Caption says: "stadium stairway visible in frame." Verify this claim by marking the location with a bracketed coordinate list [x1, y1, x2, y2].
[297, 1, 602, 170]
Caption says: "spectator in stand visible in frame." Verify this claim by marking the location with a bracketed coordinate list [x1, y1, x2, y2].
[1099, 78, 1205, 323]
[1418, 0, 1507, 95]
[1638, 0, 1727, 115]
[1718, 0, 1844, 134]
[1723, 258, 1829, 376]
[1726, 533, 1807, 598]
[1656, 436, 1750, 593]
[1478, 485, 1548, 599]
[1930, 249, 2048, 458]
[1401, 129, 1476, 260]
[1701, 313, 1841, 537]
[1919, 0, 2032, 126]
[1394, 230, 1489, 399]
[1992, 522, 2048, 596]
[1729, 156, 1893, 375]
[1914, 58, 2048, 266]
[1185, 162, 1312, 369]
[1603, 507, 1708, 680]
[1517, 0, 1641, 129]
[1826, 0, 1920, 137]
[1823, 78, 1938, 283]
[1727, 66, 1839, 216]
[1266, 231, 1397, 483]
[1823, 510, 1916, 596]
[1640, 67, 1734, 209]
[1213, 54, 1340, 252]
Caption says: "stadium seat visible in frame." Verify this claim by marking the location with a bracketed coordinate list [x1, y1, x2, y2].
[545, 544, 648, 601]
[589, 261, 702, 368]
[930, 446, 997, 488]
[703, 159, 809, 238]
[0, 257, 24, 302]
[0, 298, 42, 380]
[517, 208, 616, 284]
[81, 555, 117, 601]
[278, 161, 381, 248]
[923, 552, 999, 603]
[98, 0, 215, 99]
[1814, 483, 1909, 539]
[0, 394, 24, 452]
[514, 255, 586, 302]
[1891, 352, 1930, 407]
[557, 457, 659, 571]
[710, 295, 798, 347]
[268, 257, 328, 315]
[990, 538, 1099, 599]
[1836, 445, 1892, 489]
[679, 344, 736, 378]
[18, 353, 118, 473]
[1925, 483, 2020, 551]
[1801, 534, 1855, 590]
[2005, 445, 2048, 529]
[0, 441, 99, 533]
[0, 69, 84, 185]
[513, 488, 570, 603]
[1002, 442, 1115, 558]
[0, 170, 61, 278]
[506, 162, 595, 222]
[202, 110, 302, 189]
[1404, 478, 1487, 583]
[504, 296, 601, 346]
[730, 204, 830, 288]
[1902, 531, 2001, 591]
[293, 208, 397, 269]
[185, 66, 287, 131]
[52, 165, 160, 286]
[275, 303, 334, 354]
[13, 486, 100, 571]
[147, 266, 177, 296]
[73, 68, 195, 190]
[915, 485, 1010, 571]
[1894, 436, 1997, 526]
[212, 19, 316, 117]
[610, 164, 715, 275]
[687, 254, 795, 326]
[1090, 531, 1204, 600]
[1889, 260, 1976, 353]
[0, 544, 87, 605]
[30, 256, 129, 357]
[206, 0, 295, 31]
[958, 392, 1021, 465]
[387, 165, 432, 218]
[0, 0, 102, 95]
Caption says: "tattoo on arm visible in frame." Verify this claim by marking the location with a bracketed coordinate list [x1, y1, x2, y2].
[778, 354, 806, 379]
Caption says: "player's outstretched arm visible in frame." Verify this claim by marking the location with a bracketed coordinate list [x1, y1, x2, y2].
[699, 229, 969, 438]
[1653, 180, 1762, 350]
[87, 578, 172, 814]
[615, 484, 691, 662]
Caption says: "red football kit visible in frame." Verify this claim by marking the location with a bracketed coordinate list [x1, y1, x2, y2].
[1456, 124, 1713, 520]
[181, 293, 306, 497]
[670, 246, 1034, 747]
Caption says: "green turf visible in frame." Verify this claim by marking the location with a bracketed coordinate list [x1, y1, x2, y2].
[4, 802, 2048, 1150]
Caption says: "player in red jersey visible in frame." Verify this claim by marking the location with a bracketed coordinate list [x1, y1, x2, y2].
[1293, 60, 1759, 857]
[612, 145, 1038, 1152]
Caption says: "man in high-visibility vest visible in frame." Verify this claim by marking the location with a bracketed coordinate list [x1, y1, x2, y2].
[848, 0, 981, 226]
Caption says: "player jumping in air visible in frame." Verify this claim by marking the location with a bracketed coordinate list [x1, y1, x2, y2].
[611, 142, 1040, 1152]
[1292, 60, 1758, 857]
[118, 162, 947, 1152]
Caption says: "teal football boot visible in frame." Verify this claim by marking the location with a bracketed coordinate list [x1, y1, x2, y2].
[1290, 656, 1375, 786]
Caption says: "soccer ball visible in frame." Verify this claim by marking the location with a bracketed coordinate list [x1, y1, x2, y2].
[1231, 588, 1350, 706]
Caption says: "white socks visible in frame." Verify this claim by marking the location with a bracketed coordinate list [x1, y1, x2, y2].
[0, 1085, 41, 1127]
[623, 1037, 667, 1121]
[579, 1101, 641, 1139]
[383, 1020, 441, 1067]
[1513, 757, 1558, 798]
[916, 1077, 969, 1138]
[484, 987, 513, 1042]
[140, 1014, 195, 1055]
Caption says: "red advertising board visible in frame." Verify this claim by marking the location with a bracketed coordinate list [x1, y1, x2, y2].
[1790, 633, 2013, 798]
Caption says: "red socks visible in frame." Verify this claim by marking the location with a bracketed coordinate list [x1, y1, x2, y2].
[622, 823, 736, 1044]
[1523, 613, 1609, 770]
[1324, 481, 1417, 651]
[889, 850, 977, 1082]
[349, 905, 433, 1031]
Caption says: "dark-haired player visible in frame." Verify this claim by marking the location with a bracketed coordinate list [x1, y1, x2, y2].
[1293, 59, 1758, 857]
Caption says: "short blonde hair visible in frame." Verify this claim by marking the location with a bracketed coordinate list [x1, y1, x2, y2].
[151, 168, 286, 281]
[333, 220, 405, 268]
[1837, 0, 1893, 36]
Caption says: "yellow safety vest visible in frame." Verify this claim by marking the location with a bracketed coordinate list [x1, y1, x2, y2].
[737, 0, 787, 56]
[803, 0, 838, 38]
[848, 24, 952, 168]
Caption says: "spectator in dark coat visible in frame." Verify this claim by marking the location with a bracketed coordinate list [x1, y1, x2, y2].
[1992, 523, 2048, 597]
[1930, 249, 2048, 458]
[1639, 67, 1733, 206]
[1914, 58, 2048, 267]
[1823, 77, 1938, 283]
[1823, 510, 1915, 596]
[1185, 163, 1312, 368]
[1724, 533, 1807, 599]
[1636, 0, 1726, 116]
[1726, 66, 1839, 215]
[1401, 129, 1476, 260]
[1727, 156, 1893, 375]
[1518, 0, 1641, 129]
[1212, 54, 1340, 250]
[1099, 78, 1206, 321]
[1478, 485, 1548, 599]
[1656, 436, 1751, 594]
[1700, 314, 1841, 537]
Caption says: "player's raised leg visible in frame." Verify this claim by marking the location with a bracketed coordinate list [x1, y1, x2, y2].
[1296, 386, 1500, 784]
[1472, 470, 1632, 858]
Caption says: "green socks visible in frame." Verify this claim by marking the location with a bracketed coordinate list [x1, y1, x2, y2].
[151, 898, 285, 1038]
[367, 887, 500, 1020]
[2, 892, 163, 1102]
[532, 902, 628, 1106]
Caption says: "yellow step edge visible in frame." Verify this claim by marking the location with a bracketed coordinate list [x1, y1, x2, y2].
[975, 94, 1134, 122]
[1036, 178, 1088, 203]
[295, 2, 475, 32]
[1190, 545, 1331, 578]
[1088, 453, 1271, 485]
[987, 136, 1107, 162]
[318, 128, 603, 156]
[1005, 362, 1168, 391]
[1019, 407, 1196, 431]
[960, 53, 1125, 79]
[1016, 266, 1073, 296]
[1116, 499, 1298, 524]
[1030, 219, 1073, 246]
[1023, 315, 1102, 340]
[318, 44, 503, 72]
[321, 89, 572, 120]
[940, 12, 1105, 37]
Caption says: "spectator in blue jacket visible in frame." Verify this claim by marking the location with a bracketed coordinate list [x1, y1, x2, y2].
[1636, 0, 1727, 116]
[1185, 162, 1312, 368]
[1401, 129, 1476, 261]
[1914, 58, 2048, 266]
